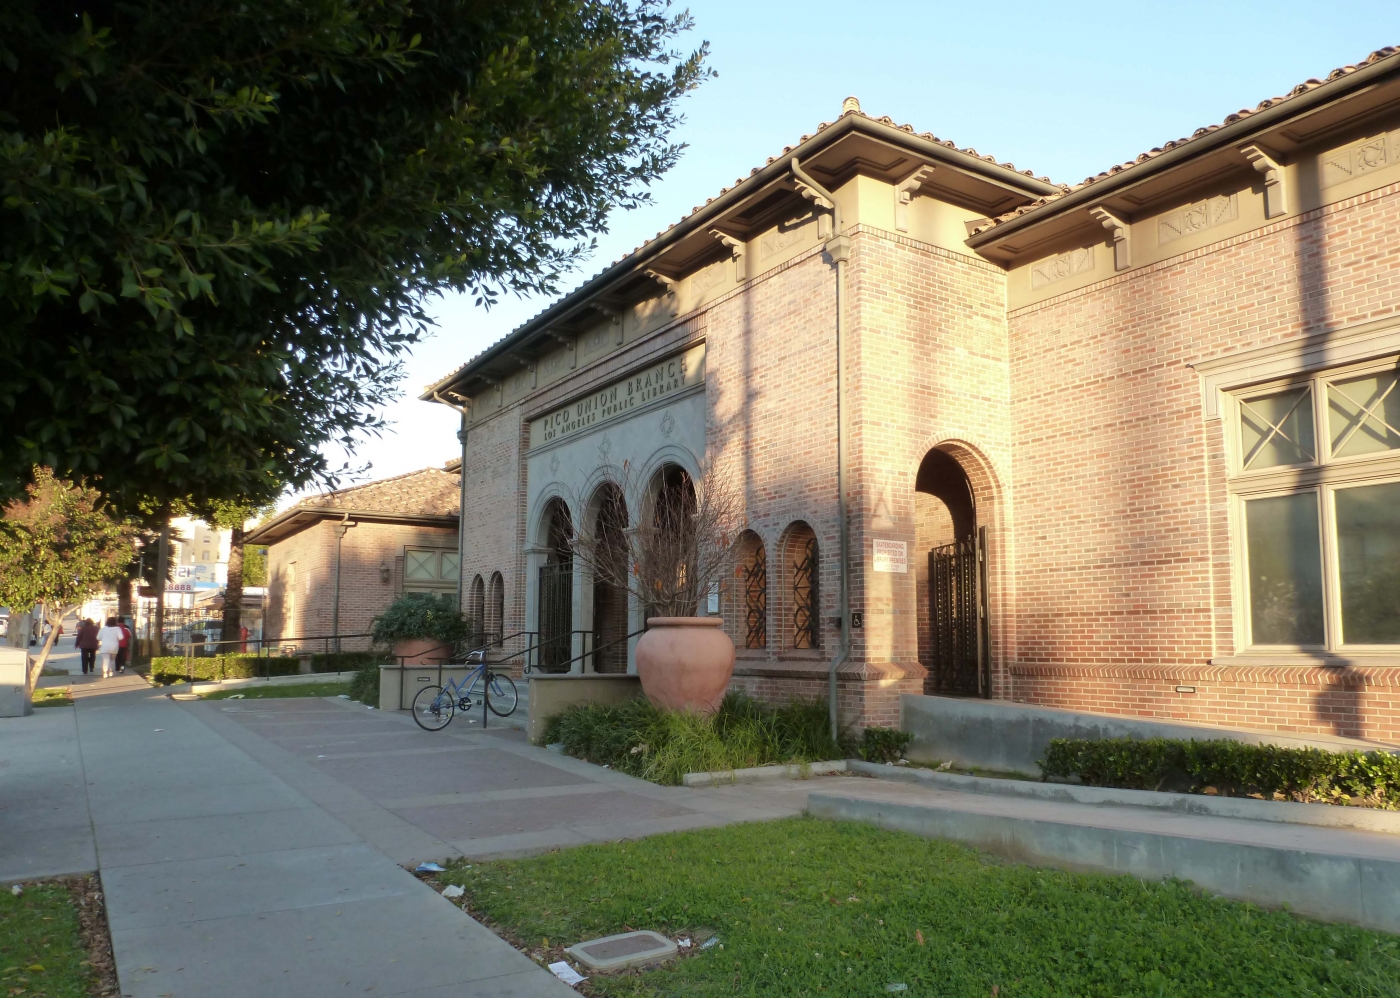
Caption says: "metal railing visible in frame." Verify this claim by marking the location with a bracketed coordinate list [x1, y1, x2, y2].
[154, 632, 379, 683]
[386, 625, 646, 714]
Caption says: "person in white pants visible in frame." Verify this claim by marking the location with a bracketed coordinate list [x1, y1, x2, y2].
[96, 617, 123, 678]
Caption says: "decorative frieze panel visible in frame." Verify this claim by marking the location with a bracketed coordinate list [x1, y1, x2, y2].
[1157, 194, 1238, 245]
[1030, 247, 1094, 290]
[1321, 131, 1400, 188]
[760, 216, 816, 261]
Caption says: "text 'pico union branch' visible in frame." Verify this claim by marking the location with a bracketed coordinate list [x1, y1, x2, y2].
[530, 344, 706, 448]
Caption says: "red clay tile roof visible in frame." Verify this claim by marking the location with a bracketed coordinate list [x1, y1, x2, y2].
[298, 466, 460, 517]
[969, 44, 1400, 236]
[423, 101, 1057, 394]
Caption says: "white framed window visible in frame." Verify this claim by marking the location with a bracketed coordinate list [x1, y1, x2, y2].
[403, 548, 460, 589]
[1228, 355, 1400, 651]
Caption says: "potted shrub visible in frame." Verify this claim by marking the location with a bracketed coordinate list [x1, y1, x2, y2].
[572, 461, 740, 714]
[371, 593, 470, 665]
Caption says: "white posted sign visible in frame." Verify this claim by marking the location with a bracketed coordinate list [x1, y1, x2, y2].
[872, 539, 907, 573]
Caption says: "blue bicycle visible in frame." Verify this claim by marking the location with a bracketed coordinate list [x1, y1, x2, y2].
[411, 652, 519, 731]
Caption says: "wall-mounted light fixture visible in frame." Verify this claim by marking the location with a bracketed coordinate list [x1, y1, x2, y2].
[379, 564, 391, 584]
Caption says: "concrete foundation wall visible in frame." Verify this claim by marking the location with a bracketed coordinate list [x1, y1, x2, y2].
[527, 674, 642, 744]
[901, 693, 1397, 776]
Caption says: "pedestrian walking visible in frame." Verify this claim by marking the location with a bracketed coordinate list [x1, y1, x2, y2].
[96, 617, 123, 678]
[115, 617, 132, 673]
[75, 618, 99, 674]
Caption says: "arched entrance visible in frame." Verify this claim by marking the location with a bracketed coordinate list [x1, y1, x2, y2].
[915, 449, 989, 696]
[589, 483, 630, 673]
[538, 498, 574, 672]
[638, 463, 700, 616]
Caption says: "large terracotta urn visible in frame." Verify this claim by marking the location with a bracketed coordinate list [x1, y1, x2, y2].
[393, 638, 448, 666]
[635, 617, 735, 715]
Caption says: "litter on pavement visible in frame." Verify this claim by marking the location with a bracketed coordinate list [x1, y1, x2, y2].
[885, 985, 909, 993]
[441, 884, 465, 898]
[226, 694, 245, 699]
[415, 862, 446, 873]
[547, 961, 587, 987]
[677, 937, 692, 949]
[10, 885, 22, 897]
[699, 937, 720, 950]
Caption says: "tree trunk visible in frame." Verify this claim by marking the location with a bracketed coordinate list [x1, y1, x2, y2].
[28, 604, 75, 690]
[117, 575, 133, 619]
[222, 525, 245, 648]
[154, 518, 170, 655]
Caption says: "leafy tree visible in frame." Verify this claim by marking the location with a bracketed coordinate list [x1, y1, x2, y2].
[0, 467, 137, 685]
[1, 0, 710, 511]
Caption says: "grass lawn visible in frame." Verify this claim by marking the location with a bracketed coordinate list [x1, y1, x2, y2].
[440, 816, 1398, 998]
[31, 687, 73, 708]
[0, 878, 110, 997]
[199, 681, 352, 701]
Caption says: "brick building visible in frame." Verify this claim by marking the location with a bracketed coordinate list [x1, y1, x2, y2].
[426, 48, 1400, 740]
[248, 466, 462, 649]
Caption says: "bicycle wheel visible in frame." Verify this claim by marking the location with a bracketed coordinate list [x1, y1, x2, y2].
[411, 685, 455, 731]
[486, 672, 518, 717]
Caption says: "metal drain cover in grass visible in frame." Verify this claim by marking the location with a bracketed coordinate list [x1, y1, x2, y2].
[565, 930, 678, 972]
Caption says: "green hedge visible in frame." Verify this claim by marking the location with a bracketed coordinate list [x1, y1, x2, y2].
[149, 655, 301, 683]
[347, 665, 380, 707]
[308, 650, 392, 673]
[859, 726, 914, 764]
[1040, 737, 1400, 809]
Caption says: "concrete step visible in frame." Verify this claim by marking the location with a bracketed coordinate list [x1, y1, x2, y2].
[847, 759, 1400, 835]
[807, 779, 1400, 934]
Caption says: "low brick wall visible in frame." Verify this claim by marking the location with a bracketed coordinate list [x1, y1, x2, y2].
[1008, 663, 1400, 746]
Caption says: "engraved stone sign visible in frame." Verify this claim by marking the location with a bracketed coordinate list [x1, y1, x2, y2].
[529, 342, 706, 449]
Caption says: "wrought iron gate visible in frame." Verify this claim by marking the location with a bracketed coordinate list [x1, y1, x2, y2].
[928, 527, 990, 696]
[538, 560, 573, 673]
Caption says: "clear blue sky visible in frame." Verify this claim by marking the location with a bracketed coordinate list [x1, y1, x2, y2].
[292, 0, 1400, 502]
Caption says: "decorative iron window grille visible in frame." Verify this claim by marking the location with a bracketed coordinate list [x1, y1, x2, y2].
[744, 544, 767, 649]
[792, 536, 819, 649]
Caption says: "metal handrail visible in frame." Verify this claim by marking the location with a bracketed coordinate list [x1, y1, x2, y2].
[524, 626, 648, 676]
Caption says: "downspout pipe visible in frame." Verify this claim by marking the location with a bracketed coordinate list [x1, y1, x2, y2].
[456, 415, 469, 615]
[791, 157, 851, 742]
[431, 392, 473, 622]
[331, 513, 355, 652]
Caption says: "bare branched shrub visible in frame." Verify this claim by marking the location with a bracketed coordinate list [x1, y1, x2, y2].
[570, 459, 744, 619]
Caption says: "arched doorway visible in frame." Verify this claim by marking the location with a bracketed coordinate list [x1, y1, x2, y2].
[538, 498, 573, 672]
[915, 448, 988, 696]
[638, 464, 699, 616]
[589, 483, 630, 673]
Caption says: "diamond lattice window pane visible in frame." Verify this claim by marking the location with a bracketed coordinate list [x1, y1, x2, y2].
[405, 549, 437, 580]
[1239, 387, 1315, 470]
[1328, 371, 1400, 459]
[439, 552, 460, 580]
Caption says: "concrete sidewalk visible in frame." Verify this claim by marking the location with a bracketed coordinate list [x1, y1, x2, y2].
[2, 680, 575, 998]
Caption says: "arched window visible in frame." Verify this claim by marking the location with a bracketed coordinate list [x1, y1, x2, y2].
[588, 483, 630, 673]
[487, 572, 505, 645]
[469, 575, 485, 647]
[538, 498, 574, 671]
[726, 530, 767, 649]
[781, 522, 820, 650]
